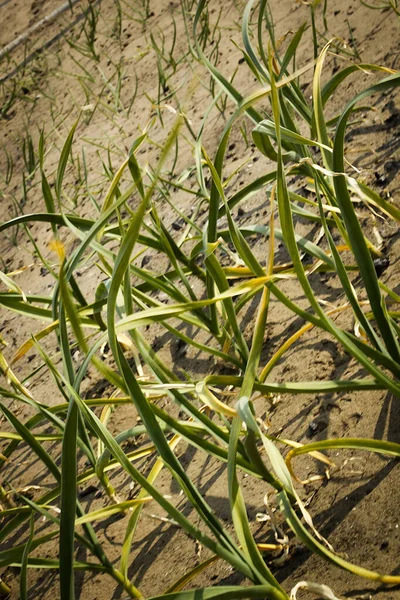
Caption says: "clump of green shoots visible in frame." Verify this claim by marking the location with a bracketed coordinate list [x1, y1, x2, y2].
[65, 2, 100, 62]
[1, 1, 400, 599]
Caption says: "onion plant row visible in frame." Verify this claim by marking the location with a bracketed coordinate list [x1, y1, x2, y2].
[0, 0, 400, 598]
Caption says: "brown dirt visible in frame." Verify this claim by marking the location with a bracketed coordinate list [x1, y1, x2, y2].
[1, 0, 400, 599]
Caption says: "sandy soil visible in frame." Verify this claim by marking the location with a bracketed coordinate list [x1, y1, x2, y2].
[1, 0, 400, 599]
